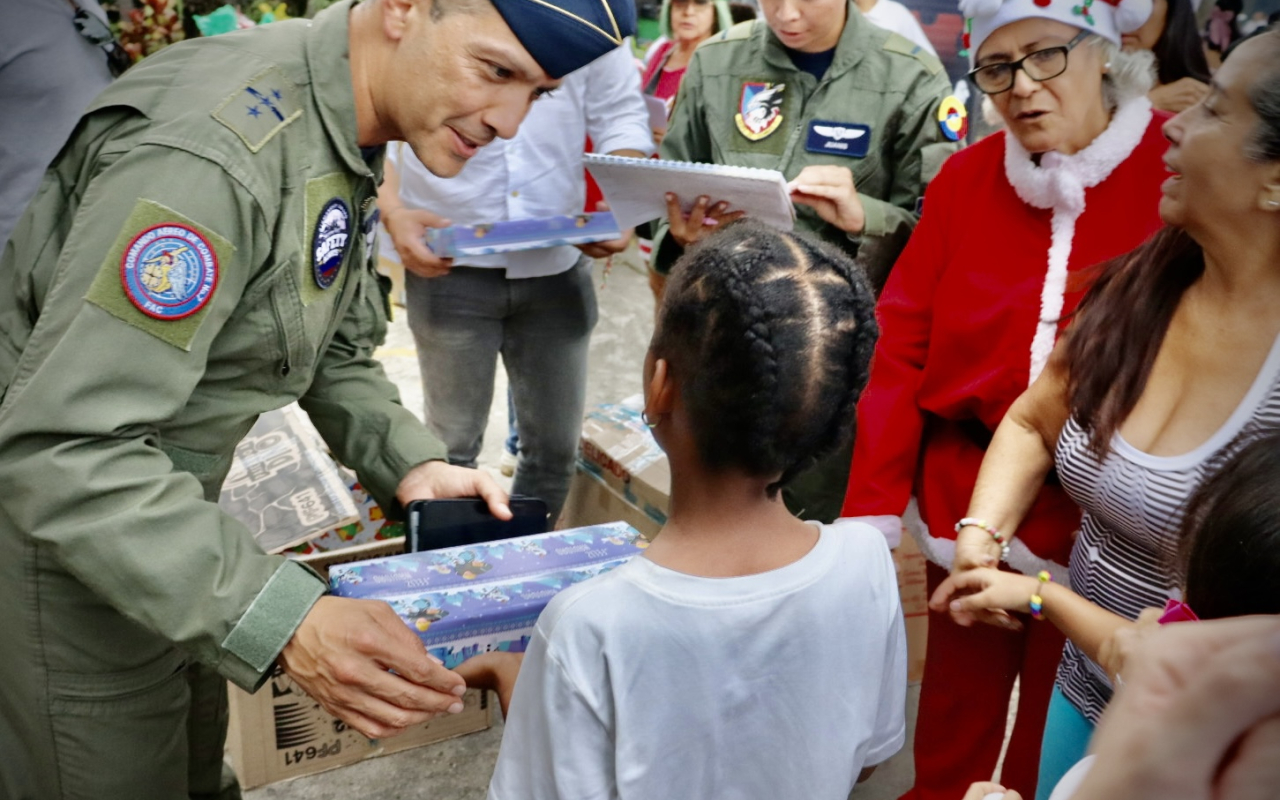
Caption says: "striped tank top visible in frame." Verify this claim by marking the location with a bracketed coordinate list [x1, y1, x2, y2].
[1053, 333, 1280, 722]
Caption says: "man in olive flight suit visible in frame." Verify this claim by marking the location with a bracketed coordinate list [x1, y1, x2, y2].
[653, 0, 962, 523]
[0, 0, 633, 797]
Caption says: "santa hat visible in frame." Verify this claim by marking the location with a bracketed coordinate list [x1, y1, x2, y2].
[959, 0, 1152, 64]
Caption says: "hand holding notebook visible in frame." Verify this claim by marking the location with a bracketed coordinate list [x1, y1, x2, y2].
[583, 153, 795, 232]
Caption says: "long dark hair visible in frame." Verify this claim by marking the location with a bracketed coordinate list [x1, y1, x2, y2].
[1152, 0, 1212, 85]
[1066, 28, 1280, 452]
[1177, 432, 1280, 619]
[1064, 227, 1204, 455]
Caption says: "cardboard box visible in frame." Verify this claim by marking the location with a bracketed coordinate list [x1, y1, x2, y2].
[560, 398, 670, 536]
[220, 406, 358, 553]
[285, 472, 406, 558]
[560, 467, 663, 538]
[896, 500, 931, 685]
[225, 669, 490, 790]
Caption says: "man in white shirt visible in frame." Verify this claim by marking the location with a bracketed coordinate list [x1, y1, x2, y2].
[856, 0, 937, 56]
[379, 43, 653, 520]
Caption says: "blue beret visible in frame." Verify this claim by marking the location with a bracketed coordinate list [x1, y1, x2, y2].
[490, 0, 637, 79]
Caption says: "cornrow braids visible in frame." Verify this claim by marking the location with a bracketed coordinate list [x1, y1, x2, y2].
[653, 220, 878, 498]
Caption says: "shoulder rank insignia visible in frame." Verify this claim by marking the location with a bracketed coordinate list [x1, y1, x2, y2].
[735, 82, 786, 142]
[121, 223, 219, 319]
[937, 95, 969, 142]
[213, 67, 302, 153]
[882, 33, 944, 76]
[312, 197, 350, 289]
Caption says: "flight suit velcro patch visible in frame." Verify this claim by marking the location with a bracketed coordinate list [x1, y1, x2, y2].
[712, 19, 757, 43]
[212, 67, 303, 154]
[882, 33, 944, 76]
[85, 199, 235, 351]
[728, 79, 790, 156]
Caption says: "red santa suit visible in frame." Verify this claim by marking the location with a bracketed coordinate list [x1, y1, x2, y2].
[843, 96, 1169, 800]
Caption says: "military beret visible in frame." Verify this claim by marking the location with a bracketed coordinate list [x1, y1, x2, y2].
[490, 0, 636, 79]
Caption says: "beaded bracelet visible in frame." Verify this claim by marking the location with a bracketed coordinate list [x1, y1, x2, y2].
[1029, 570, 1052, 620]
[954, 517, 1010, 562]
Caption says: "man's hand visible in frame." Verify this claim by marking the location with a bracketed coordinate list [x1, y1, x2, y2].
[1148, 77, 1209, 114]
[396, 460, 512, 520]
[788, 165, 866, 235]
[453, 652, 525, 718]
[384, 206, 455, 278]
[1071, 617, 1280, 800]
[576, 201, 633, 259]
[279, 596, 467, 739]
[664, 193, 747, 248]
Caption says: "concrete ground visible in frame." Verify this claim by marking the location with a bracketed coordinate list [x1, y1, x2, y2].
[245, 246, 924, 800]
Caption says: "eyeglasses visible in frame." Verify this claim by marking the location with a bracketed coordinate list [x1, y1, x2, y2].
[71, 2, 132, 78]
[967, 30, 1091, 95]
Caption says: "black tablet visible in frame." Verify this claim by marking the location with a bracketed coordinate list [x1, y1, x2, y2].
[405, 496, 549, 552]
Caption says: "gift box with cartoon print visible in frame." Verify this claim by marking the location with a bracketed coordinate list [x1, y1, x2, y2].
[380, 559, 631, 668]
[327, 521, 648, 599]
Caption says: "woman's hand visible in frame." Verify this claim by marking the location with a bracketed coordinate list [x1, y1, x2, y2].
[787, 165, 866, 234]
[664, 193, 746, 247]
[930, 567, 1033, 631]
[1148, 77, 1210, 114]
[953, 524, 1003, 573]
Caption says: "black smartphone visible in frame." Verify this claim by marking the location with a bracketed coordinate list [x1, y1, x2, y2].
[405, 496, 549, 552]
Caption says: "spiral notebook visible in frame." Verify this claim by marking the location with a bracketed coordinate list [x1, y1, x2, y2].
[583, 154, 794, 232]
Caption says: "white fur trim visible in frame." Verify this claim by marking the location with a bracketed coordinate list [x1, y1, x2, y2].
[965, 0, 1153, 62]
[1003, 97, 1153, 385]
[906, 518, 1072, 580]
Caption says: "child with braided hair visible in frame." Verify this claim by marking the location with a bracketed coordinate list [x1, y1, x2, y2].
[479, 220, 904, 800]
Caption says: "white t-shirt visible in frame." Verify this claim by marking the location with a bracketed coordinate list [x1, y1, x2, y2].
[488, 520, 907, 800]
[862, 0, 938, 57]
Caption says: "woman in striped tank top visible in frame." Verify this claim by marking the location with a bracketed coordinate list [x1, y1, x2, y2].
[945, 27, 1280, 800]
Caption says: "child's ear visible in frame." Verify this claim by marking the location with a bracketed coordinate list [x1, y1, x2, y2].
[646, 358, 676, 419]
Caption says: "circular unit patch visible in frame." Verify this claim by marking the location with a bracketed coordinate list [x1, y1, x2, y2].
[937, 95, 969, 142]
[312, 197, 351, 289]
[120, 223, 219, 320]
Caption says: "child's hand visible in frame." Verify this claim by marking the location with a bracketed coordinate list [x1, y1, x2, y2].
[930, 568, 1039, 631]
[1098, 607, 1163, 685]
[962, 782, 1022, 800]
[453, 652, 525, 718]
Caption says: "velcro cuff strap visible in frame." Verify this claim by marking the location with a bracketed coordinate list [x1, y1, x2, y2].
[221, 560, 326, 676]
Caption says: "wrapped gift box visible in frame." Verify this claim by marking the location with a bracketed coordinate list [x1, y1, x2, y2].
[328, 521, 647, 599]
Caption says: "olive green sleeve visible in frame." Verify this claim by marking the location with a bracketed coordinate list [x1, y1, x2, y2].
[857, 70, 958, 241]
[0, 144, 324, 693]
[298, 266, 448, 520]
[650, 51, 713, 275]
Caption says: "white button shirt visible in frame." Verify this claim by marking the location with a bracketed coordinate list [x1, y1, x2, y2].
[388, 44, 655, 279]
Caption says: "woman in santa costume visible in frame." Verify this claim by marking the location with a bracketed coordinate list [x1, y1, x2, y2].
[841, 0, 1169, 797]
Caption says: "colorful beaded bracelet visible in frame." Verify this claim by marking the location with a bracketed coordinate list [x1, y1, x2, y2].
[955, 517, 1010, 561]
[1029, 570, 1052, 620]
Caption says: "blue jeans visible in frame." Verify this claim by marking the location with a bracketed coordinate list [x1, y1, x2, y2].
[1036, 686, 1094, 800]
[405, 257, 597, 520]
[504, 390, 519, 457]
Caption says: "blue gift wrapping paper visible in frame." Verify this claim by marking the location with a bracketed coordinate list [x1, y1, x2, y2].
[328, 521, 647, 599]
[383, 559, 631, 668]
